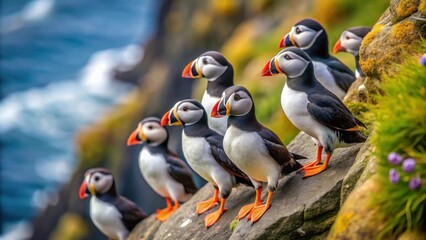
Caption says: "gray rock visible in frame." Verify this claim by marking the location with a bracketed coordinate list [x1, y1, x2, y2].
[128, 132, 365, 240]
[127, 215, 163, 240]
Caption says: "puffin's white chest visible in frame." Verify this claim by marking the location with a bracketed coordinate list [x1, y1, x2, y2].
[182, 132, 231, 185]
[202, 91, 228, 135]
[223, 126, 280, 182]
[90, 197, 128, 240]
[138, 148, 172, 198]
[281, 84, 328, 139]
[313, 61, 345, 99]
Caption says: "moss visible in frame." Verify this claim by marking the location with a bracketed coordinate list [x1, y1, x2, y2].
[391, 20, 417, 40]
[396, 0, 420, 20]
[370, 53, 426, 237]
[419, 0, 426, 15]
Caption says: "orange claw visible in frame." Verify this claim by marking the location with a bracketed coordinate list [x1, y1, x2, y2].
[250, 191, 273, 223]
[302, 146, 323, 169]
[303, 153, 331, 178]
[237, 187, 262, 220]
[196, 188, 219, 214]
[204, 198, 227, 228]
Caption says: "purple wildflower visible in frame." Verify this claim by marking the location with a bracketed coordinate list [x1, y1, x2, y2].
[388, 152, 403, 165]
[420, 54, 426, 66]
[409, 177, 422, 190]
[402, 158, 415, 173]
[389, 169, 400, 184]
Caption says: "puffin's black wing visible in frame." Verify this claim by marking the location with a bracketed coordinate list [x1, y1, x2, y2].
[165, 154, 198, 194]
[206, 134, 248, 179]
[307, 93, 366, 131]
[115, 196, 147, 232]
[257, 126, 290, 166]
[326, 57, 356, 92]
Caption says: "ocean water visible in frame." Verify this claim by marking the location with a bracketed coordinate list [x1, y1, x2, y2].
[0, 0, 161, 237]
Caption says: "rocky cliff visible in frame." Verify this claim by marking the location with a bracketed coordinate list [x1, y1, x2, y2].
[30, 0, 426, 239]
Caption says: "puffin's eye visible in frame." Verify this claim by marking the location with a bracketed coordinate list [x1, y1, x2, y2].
[295, 27, 301, 34]
[202, 58, 208, 65]
[147, 125, 153, 130]
[345, 35, 350, 40]
[183, 106, 189, 112]
[234, 94, 241, 101]
[284, 54, 291, 60]
[94, 176, 100, 182]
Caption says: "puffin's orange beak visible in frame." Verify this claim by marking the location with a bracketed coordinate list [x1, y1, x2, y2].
[261, 60, 273, 76]
[79, 181, 90, 199]
[161, 111, 170, 126]
[182, 60, 202, 78]
[262, 57, 283, 76]
[127, 126, 143, 146]
[211, 98, 228, 117]
[279, 33, 294, 48]
[333, 39, 343, 54]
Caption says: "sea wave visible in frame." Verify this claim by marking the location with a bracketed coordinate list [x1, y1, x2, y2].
[1, 0, 55, 34]
[0, 44, 143, 238]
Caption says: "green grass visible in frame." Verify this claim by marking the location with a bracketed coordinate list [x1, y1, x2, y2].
[370, 47, 426, 237]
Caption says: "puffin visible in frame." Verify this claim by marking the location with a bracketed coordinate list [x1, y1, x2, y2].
[333, 26, 372, 78]
[261, 47, 366, 177]
[127, 117, 197, 222]
[161, 99, 251, 228]
[211, 85, 304, 223]
[182, 51, 234, 135]
[279, 18, 356, 100]
[79, 168, 147, 240]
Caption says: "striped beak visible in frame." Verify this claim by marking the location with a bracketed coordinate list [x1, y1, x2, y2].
[333, 39, 344, 54]
[279, 33, 295, 48]
[79, 181, 90, 199]
[161, 108, 182, 126]
[182, 59, 203, 78]
[261, 57, 282, 76]
[127, 125, 145, 146]
[211, 97, 228, 118]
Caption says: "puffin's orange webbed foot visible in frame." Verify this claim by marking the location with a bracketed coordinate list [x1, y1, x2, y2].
[156, 198, 172, 215]
[250, 191, 272, 223]
[302, 153, 331, 178]
[237, 187, 262, 220]
[204, 198, 227, 228]
[196, 188, 219, 214]
[156, 200, 180, 222]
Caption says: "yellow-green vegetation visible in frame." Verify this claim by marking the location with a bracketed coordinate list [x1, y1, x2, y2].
[396, 0, 420, 20]
[49, 213, 88, 240]
[370, 52, 426, 237]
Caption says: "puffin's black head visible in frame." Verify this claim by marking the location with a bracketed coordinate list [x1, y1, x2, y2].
[161, 99, 207, 127]
[211, 86, 254, 118]
[79, 168, 115, 199]
[261, 47, 313, 79]
[182, 51, 232, 81]
[333, 26, 372, 55]
[279, 18, 328, 56]
[127, 117, 168, 147]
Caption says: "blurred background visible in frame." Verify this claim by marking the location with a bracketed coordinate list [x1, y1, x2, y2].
[0, 0, 388, 239]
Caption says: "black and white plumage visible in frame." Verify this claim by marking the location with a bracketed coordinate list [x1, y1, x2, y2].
[279, 18, 356, 100]
[211, 85, 304, 223]
[333, 26, 372, 78]
[262, 47, 366, 177]
[182, 51, 234, 135]
[161, 99, 251, 228]
[79, 168, 147, 240]
[127, 117, 197, 221]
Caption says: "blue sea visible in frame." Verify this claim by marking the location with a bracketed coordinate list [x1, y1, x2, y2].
[0, 0, 161, 237]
